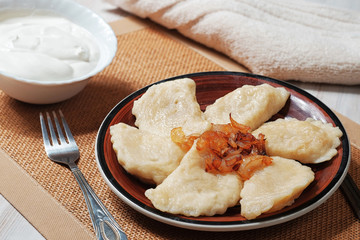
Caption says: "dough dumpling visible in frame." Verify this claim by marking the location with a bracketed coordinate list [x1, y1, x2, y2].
[110, 123, 185, 185]
[145, 140, 242, 217]
[204, 84, 290, 130]
[240, 157, 314, 220]
[132, 78, 211, 137]
[252, 118, 343, 164]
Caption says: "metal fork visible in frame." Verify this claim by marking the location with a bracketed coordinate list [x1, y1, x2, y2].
[40, 110, 127, 240]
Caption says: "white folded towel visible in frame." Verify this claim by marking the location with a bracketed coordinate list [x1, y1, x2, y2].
[107, 0, 360, 84]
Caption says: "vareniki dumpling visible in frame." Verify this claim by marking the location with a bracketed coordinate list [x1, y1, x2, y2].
[252, 118, 343, 164]
[204, 84, 290, 130]
[132, 78, 211, 137]
[110, 123, 185, 185]
[145, 140, 242, 217]
[240, 157, 314, 220]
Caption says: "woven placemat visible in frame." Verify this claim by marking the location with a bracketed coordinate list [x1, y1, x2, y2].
[0, 20, 359, 240]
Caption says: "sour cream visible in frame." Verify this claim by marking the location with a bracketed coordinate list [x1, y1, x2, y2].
[0, 10, 100, 81]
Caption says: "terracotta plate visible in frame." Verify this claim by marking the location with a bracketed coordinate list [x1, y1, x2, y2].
[95, 71, 350, 231]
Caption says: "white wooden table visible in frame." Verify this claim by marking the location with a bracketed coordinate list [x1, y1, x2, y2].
[1, 0, 359, 239]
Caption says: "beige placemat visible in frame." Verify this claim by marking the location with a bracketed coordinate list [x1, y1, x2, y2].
[0, 17, 359, 240]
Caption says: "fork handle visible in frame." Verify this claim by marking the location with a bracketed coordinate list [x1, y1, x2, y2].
[69, 164, 127, 240]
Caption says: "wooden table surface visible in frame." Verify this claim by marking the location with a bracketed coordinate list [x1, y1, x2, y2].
[0, 0, 359, 239]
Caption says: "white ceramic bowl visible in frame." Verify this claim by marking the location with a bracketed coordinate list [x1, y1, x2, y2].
[0, 0, 117, 104]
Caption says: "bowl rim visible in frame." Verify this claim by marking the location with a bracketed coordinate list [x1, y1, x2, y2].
[95, 71, 351, 231]
[0, 0, 117, 86]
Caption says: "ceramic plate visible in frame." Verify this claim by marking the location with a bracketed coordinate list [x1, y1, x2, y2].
[95, 71, 350, 231]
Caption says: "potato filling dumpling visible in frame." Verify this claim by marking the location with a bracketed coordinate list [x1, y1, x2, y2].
[132, 78, 211, 137]
[145, 141, 242, 217]
[252, 118, 343, 164]
[240, 157, 314, 220]
[204, 83, 290, 130]
[110, 123, 185, 185]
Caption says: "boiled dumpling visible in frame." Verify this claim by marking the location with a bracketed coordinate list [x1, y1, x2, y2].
[240, 157, 314, 220]
[204, 84, 290, 130]
[145, 140, 242, 217]
[110, 123, 185, 185]
[132, 78, 211, 137]
[252, 118, 343, 164]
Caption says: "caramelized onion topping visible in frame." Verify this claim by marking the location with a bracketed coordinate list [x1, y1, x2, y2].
[171, 115, 272, 180]
[171, 127, 199, 152]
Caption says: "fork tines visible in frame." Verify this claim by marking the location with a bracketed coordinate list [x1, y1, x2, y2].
[40, 110, 77, 148]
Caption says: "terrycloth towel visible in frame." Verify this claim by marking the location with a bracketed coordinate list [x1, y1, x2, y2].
[107, 0, 360, 85]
